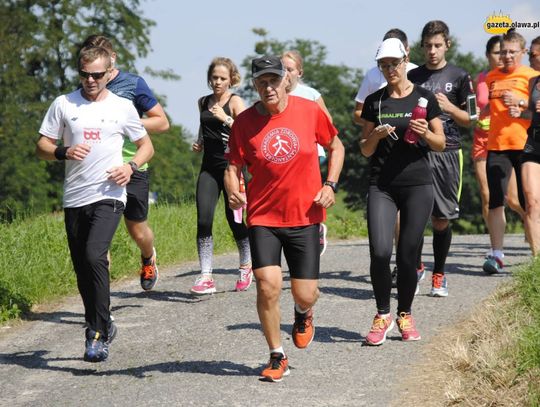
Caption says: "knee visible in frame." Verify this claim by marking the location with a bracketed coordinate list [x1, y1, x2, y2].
[257, 279, 281, 303]
[527, 198, 540, 216]
[292, 285, 319, 306]
[85, 248, 107, 272]
[127, 221, 150, 243]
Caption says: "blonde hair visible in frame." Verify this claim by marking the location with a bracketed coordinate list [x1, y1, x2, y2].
[207, 57, 241, 88]
[282, 50, 304, 74]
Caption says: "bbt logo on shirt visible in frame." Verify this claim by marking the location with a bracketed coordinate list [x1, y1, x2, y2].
[261, 127, 299, 164]
[83, 128, 101, 142]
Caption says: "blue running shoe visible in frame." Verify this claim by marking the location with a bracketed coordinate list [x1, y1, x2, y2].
[84, 329, 109, 363]
[483, 255, 503, 275]
[430, 273, 448, 297]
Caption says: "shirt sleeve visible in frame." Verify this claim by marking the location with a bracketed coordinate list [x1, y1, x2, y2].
[123, 103, 148, 142]
[355, 75, 375, 103]
[135, 77, 158, 113]
[360, 93, 377, 123]
[39, 96, 65, 140]
[315, 105, 338, 148]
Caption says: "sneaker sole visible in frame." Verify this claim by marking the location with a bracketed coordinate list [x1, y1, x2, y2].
[402, 334, 422, 342]
[260, 368, 290, 382]
[430, 290, 448, 297]
[319, 224, 328, 257]
[190, 287, 217, 295]
[364, 319, 395, 346]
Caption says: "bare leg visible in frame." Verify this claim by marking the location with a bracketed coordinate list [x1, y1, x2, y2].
[255, 266, 283, 350]
[522, 162, 540, 255]
[473, 158, 490, 226]
[125, 219, 155, 259]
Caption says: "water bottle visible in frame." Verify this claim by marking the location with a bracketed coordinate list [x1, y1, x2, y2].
[233, 174, 246, 223]
[404, 97, 428, 144]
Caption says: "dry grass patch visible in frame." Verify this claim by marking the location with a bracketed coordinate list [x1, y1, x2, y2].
[394, 283, 533, 407]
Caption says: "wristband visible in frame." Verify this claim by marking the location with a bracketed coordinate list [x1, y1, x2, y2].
[324, 180, 338, 193]
[54, 146, 68, 160]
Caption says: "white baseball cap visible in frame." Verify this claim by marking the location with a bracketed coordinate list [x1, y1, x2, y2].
[375, 38, 407, 61]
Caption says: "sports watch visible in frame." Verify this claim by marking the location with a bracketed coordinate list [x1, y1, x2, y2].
[128, 161, 139, 173]
[324, 180, 338, 193]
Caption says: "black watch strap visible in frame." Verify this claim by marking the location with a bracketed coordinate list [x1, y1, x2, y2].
[324, 180, 337, 193]
[128, 161, 138, 173]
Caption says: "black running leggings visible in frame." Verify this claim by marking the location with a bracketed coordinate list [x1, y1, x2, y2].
[367, 184, 434, 315]
[196, 168, 248, 240]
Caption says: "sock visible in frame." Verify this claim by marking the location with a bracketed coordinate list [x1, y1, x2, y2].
[197, 236, 213, 274]
[295, 303, 309, 314]
[377, 312, 390, 319]
[142, 253, 153, 266]
[493, 250, 504, 260]
[270, 346, 284, 355]
[433, 226, 452, 274]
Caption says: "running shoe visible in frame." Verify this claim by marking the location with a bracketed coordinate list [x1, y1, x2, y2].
[140, 247, 159, 291]
[364, 313, 395, 346]
[83, 329, 110, 363]
[260, 352, 290, 382]
[483, 255, 504, 275]
[235, 267, 253, 292]
[292, 307, 315, 349]
[396, 312, 421, 341]
[190, 275, 216, 295]
[417, 263, 426, 282]
[319, 223, 328, 256]
[391, 267, 398, 288]
[107, 319, 118, 345]
[430, 273, 448, 297]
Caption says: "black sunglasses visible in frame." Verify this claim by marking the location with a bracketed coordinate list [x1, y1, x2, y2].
[78, 70, 108, 80]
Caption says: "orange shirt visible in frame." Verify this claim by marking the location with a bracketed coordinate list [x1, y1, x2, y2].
[486, 65, 537, 151]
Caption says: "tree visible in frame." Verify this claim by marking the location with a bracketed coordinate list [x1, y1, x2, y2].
[240, 28, 366, 209]
[0, 0, 168, 221]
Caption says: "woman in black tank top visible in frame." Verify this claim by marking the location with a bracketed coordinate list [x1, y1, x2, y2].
[190, 57, 252, 295]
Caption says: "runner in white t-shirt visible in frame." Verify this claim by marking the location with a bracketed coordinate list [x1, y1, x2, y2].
[36, 46, 154, 363]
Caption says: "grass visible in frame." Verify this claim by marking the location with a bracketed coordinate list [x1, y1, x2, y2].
[396, 259, 540, 406]
[0, 192, 365, 322]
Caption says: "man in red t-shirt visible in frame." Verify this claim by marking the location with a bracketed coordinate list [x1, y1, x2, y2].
[225, 56, 344, 382]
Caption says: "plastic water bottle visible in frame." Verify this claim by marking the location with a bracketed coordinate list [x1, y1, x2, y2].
[404, 97, 428, 144]
[233, 174, 246, 223]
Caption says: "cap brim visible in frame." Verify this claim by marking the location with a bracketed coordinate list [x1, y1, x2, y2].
[252, 68, 285, 79]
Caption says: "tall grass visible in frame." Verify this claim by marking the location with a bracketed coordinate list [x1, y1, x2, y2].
[0, 193, 365, 322]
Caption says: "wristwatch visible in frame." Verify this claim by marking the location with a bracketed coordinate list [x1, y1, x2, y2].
[324, 180, 338, 193]
[224, 116, 233, 126]
[128, 161, 139, 173]
[519, 99, 526, 107]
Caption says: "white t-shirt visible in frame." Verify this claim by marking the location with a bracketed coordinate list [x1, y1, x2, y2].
[355, 62, 418, 103]
[290, 83, 326, 158]
[39, 89, 147, 208]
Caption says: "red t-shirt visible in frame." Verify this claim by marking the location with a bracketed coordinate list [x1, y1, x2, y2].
[228, 96, 338, 227]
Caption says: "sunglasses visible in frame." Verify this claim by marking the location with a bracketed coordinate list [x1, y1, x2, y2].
[377, 58, 405, 72]
[78, 70, 108, 80]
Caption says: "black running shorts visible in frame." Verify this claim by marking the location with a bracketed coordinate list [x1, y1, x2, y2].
[248, 224, 320, 280]
[428, 149, 462, 219]
[124, 170, 150, 222]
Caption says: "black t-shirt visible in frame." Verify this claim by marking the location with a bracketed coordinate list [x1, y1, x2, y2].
[408, 63, 473, 150]
[199, 94, 235, 171]
[362, 85, 442, 187]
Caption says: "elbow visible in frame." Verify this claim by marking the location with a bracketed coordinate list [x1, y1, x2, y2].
[157, 119, 170, 133]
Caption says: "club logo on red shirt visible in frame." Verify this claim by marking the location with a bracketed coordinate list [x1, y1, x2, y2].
[261, 127, 299, 164]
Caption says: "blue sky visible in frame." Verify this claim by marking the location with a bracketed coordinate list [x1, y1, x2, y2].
[135, 0, 540, 137]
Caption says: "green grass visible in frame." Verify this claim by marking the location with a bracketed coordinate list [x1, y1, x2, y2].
[0, 192, 365, 322]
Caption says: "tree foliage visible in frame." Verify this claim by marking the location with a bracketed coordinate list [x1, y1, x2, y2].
[0, 0, 193, 221]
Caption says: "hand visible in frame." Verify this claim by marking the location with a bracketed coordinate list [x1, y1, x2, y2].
[502, 91, 519, 107]
[192, 142, 203, 152]
[67, 143, 91, 160]
[408, 118, 429, 137]
[372, 124, 396, 140]
[313, 186, 336, 209]
[536, 100, 540, 113]
[210, 104, 227, 122]
[508, 105, 521, 118]
[228, 190, 247, 210]
[107, 163, 132, 186]
[435, 93, 455, 114]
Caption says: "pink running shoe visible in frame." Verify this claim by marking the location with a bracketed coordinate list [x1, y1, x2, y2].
[190, 275, 216, 295]
[235, 267, 253, 291]
[365, 314, 394, 346]
[396, 312, 421, 341]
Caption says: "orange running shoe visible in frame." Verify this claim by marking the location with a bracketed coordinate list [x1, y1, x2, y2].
[140, 247, 159, 291]
[260, 352, 290, 382]
[396, 312, 421, 341]
[292, 307, 315, 349]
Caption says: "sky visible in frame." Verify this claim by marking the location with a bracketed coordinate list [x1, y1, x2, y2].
[135, 0, 540, 138]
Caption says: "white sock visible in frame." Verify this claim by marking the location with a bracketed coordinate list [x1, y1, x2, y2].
[493, 250, 504, 260]
[295, 303, 310, 314]
[377, 313, 390, 319]
[270, 346, 284, 355]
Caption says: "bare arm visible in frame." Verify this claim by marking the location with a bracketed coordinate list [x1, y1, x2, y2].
[353, 101, 364, 125]
[410, 117, 446, 151]
[141, 103, 169, 133]
[36, 135, 91, 161]
[224, 163, 246, 210]
[313, 135, 344, 209]
[360, 121, 386, 158]
[435, 93, 471, 127]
